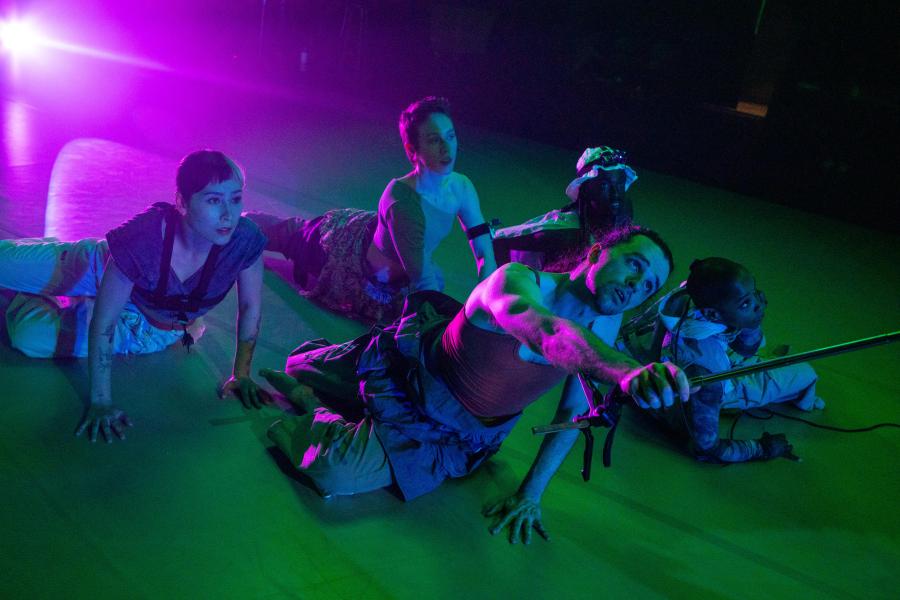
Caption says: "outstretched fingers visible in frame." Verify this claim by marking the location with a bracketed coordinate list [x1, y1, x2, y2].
[101, 418, 114, 443]
[75, 408, 132, 443]
[534, 519, 550, 542]
[242, 378, 261, 409]
[513, 510, 548, 545]
[511, 514, 528, 544]
[484, 496, 548, 545]
[233, 384, 250, 409]
[109, 420, 124, 441]
[490, 506, 518, 536]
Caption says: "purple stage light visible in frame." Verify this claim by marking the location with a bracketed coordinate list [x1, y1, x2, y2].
[0, 18, 41, 56]
[0, 16, 166, 70]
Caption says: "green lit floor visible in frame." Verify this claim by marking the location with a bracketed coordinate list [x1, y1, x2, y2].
[1, 83, 898, 599]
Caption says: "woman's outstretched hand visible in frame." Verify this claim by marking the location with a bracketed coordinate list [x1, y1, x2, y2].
[75, 403, 133, 443]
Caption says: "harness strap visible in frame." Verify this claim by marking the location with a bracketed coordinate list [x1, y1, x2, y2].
[150, 209, 225, 350]
[191, 243, 223, 313]
[154, 208, 177, 298]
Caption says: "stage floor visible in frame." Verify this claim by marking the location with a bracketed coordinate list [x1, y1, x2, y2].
[1, 73, 898, 599]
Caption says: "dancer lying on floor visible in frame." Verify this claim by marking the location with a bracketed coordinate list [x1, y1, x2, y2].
[258, 225, 689, 543]
[0, 150, 269, 442]
[492, 145, 636, 270]
[634, 257, 824, 462]
[246, 96, 497, 323]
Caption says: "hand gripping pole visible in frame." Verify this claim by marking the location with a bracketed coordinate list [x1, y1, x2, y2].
[532, 330, 899, 479]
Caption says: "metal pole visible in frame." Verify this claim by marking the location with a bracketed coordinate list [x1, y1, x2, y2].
[691, 330, 899, 387]
[533, 330, 899, 435]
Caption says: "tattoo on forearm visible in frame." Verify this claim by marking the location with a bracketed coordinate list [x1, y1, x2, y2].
[90, 333, 114, 403]
[238, 314, 261, 343]
[233, 312, 261, 376]
[234, 339, 256, 376]
[98, 348, 113, 369]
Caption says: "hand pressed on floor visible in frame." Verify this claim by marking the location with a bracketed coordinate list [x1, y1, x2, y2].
[75, 403, 133, 443]
[483, 493, 550, 545]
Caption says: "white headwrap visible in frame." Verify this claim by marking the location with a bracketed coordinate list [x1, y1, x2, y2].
[565, 146, 638, 202]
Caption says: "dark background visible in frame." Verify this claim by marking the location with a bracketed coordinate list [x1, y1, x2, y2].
[4, 0, 899, 230]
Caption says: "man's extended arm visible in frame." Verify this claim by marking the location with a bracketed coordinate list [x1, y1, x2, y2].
[478, 265, 689, 543]
[483, 375, 586, 544]
[472, 263, 686, 407]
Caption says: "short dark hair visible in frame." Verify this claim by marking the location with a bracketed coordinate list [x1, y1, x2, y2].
[598, 225, 674, 274]
[175, 150, 244, 206]
[545, 224, 674, 275]
[399, 96, 452, 162]
[686, 257, 748, 309]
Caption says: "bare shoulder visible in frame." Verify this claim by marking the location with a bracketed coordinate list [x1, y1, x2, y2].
[450, 171, 474, 187]
[466, 262, 539, 317]
[494, 261, 534, 283]
[448, 172, 477, 197]
[482, 262, 547, 300]
[469, 262, 528, 297]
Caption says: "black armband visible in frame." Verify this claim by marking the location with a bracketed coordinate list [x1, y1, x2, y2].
[465, 220, 498, 240]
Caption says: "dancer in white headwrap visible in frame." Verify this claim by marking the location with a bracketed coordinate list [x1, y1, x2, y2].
[493, 145, 637, 271]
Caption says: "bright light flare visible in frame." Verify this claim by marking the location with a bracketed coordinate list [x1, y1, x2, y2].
[1, 16, 168, 71]
[0, 19, 42, 56]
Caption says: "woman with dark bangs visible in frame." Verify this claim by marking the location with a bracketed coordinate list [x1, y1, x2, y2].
[246, 96, 497, 323]
[0, 150, 270, 441]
